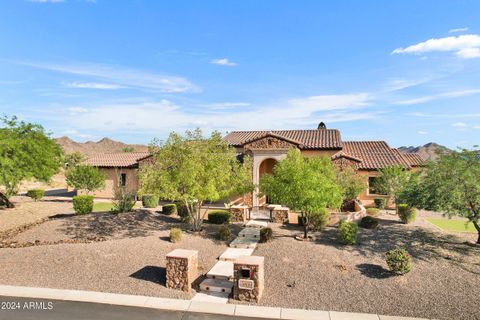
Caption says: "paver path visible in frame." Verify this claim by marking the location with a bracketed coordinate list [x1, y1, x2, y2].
[192, 220, 267, 303]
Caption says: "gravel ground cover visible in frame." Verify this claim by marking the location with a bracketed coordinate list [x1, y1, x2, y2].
[0, 196, 74, 234]
[0, 212, 230, 299]
[253, 210, 480, 320]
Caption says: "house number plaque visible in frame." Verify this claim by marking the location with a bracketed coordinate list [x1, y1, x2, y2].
[238, 279, 254, 290]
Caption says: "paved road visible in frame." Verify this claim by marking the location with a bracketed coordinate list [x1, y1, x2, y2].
[0, 297, 269, 320]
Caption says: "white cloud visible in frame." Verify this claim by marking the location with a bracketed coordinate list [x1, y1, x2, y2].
[63, 82, 126, 90]
[67, 107, 89, 115]
[211, 58, 238, 67]
[452, 122, 467, 127]
[473, 125, 480, 129]
[456, 47, 480, 58]
[418, 130, 428, 135]
[205, 102, 251, 110]
[58, 93, 374, 135]
[392, 34, 480, 59]
[382, 78, 431, 92]
[449, 27, 469, 33]
[21, 61, 199, 93]
[395, 88, 480, 105]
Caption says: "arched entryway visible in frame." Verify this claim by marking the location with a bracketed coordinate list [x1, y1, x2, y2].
[258, 158, 278, 205]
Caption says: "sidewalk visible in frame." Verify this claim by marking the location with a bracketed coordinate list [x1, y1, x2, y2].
[0, 285, 429, 320]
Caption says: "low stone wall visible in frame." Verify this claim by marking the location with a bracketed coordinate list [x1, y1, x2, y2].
[272, 208, 289, 224]
[287, 201, 366, 226]
[233, 256, 264, 303]
[230, 205, 248, 223]
[166, 249, 198, 293]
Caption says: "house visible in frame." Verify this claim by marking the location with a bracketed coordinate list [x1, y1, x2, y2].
[223, 122, 424, 207]
[83, 152, 152, 198]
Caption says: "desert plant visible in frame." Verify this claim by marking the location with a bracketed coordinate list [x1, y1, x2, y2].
[260, 227, 273, 243]
[216, 225, 232, 241]
[208, 210, 231, 224]
[26, 189, 45, 201]
[359, 216, 379, 229]
[374, 198, 386, 209]
[169, 227, 182, 243]
[112, 192, 135, 213]
[162, 204, 177, 215]
[398, 204, 416, 224]
[72, 195, 94, 215]
[308, 209, 330, 231]
[366, 207, 380, 216]
[386, 247, 412, 275]
[338, 219, 358, 245]
[142, 194, 159, 208]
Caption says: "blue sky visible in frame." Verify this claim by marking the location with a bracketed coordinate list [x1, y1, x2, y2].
[1, 0, 480, 148]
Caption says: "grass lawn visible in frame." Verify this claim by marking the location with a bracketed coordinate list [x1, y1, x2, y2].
[425, 217, 477, 233]
[92, 202, 141, 212]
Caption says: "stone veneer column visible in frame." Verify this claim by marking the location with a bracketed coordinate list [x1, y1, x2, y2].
[233, 255, 264, 302]
[166, 249, 198, 293]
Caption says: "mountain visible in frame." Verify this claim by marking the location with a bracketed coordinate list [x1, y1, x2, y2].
[55, 136, 148, 156]
[398, 142, 451, 161]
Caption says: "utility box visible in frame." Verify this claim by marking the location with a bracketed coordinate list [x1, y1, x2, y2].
[233, 255, 264, 302]
[166, 249, 198, 293]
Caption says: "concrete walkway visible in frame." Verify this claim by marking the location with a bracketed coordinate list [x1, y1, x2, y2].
[0, 285, 431, 320]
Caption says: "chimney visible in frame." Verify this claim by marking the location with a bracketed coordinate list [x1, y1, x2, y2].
[317, 122, 326, 129]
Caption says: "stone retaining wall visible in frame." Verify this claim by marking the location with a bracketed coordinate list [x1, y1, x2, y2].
[166, 249, 198, 293]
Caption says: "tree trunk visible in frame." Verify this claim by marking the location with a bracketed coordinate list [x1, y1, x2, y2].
[303, 213, 308, 239]
[473, 220, 480, 244]
[0, 192, 14, 208]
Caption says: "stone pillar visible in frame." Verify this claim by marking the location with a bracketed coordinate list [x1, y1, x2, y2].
[166, 249, 198, 293]
[233, 255, 264, 302]
[230, 205, 248, 223]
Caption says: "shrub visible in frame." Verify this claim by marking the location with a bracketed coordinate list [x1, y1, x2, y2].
[175, 201, 191, 223]
[112, 192, 135, 214]
[142, 194, 159, 208]
[374, 198, 386, 209]
[359, 216, 379, 229]
[26, 189, 44, 201]
[216, 225, 232, 241]
[170, 227, 182, 243]
[72, 195, 94, 215]
[260, 227, 273, 243]
[398, 204, 416, 224]
[308, 209, 330, 231]
[208, 210, 231, 224]
[338, 219, 358, 245]
[366, 207, 380, 216]
[162, 204, 177, 215]
[386, 247, 412, 275]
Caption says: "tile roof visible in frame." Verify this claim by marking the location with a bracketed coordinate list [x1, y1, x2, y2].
[342, 141, 412, 170]
[395, 150, 425, 167]
[84, 152, 152, 168]
[223, 129, 342, 149]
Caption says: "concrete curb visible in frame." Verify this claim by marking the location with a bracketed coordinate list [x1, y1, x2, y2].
[0, 285, 430, 320]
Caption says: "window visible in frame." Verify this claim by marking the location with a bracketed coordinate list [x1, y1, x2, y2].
[120, 173, 127, 187]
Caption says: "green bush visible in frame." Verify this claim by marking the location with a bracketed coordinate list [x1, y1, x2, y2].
[112, 192, 135, 214]
[366, 207, 380, 216]
[308, 210, 330, 231]
[260, 227, 273, 243]
[338, 219, 358, 245]
[72, 195, 94, 215]
[170, 227, 182, 243]
[175, 201, 191, 222]
[162, 204, 177, 215]
[216, 225, 232, 241]
[359, 216, 379, 229]
[398, 204, 416, 224]
[208, 210, 231, 224]
[142, 194, 159, 208]
[386, 247, 412, 275]
[374, 198, 386, 209]
[26, 189, 45, 201]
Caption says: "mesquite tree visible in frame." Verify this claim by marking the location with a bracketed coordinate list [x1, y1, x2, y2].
[139, 129, 253, 231]
[418, 148, 480, 244]
[0, 116, 63, 208]
[260, 149, 343, 239]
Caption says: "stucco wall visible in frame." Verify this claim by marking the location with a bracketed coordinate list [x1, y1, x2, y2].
[79, 167, 139, 199]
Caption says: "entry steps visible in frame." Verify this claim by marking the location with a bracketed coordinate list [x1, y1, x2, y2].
[195, 220, 268, 303]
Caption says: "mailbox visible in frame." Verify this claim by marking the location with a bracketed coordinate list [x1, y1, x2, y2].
[233, 255, 264, 302]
